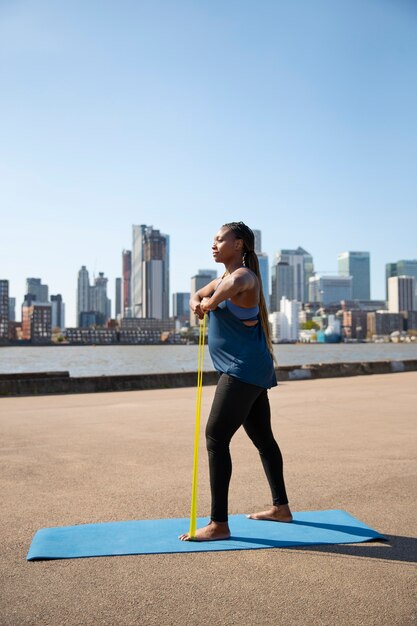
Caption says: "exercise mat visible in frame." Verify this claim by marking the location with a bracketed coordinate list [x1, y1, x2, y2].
[27, 509, 384, 561]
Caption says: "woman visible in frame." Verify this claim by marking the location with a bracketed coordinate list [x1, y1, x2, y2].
[179, 221, 292, 541]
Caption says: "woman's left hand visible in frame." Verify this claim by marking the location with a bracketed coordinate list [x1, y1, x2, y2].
[200, 297, 213, 313]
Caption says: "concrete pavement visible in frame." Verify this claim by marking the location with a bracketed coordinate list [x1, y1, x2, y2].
[1, 372, 416, 625]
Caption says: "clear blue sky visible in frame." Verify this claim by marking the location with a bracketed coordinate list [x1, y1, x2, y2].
[1, 0, 416, 326]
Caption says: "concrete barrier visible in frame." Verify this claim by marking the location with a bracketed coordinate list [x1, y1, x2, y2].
[1, 359, 416, 397]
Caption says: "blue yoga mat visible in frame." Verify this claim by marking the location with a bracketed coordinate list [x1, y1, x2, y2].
[26, 510, 384, 561]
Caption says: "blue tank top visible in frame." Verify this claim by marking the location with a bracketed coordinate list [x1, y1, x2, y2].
[208, 300, 277, 389]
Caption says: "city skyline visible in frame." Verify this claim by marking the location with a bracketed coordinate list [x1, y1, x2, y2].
[1, 1, 416, 326]
[4, 239, 417, 327]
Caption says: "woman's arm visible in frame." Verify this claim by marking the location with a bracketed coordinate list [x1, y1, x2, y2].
[201, 269, 255, 313]
[189, 278, 220, 319]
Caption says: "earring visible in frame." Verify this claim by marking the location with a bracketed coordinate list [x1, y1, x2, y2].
[242, 252, 246, 267]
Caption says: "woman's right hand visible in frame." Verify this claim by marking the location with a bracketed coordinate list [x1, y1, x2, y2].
[193, 303, 204, 319]
[190, 295, 204, 319]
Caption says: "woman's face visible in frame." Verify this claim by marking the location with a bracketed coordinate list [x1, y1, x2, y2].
[211, 226, 242, 264]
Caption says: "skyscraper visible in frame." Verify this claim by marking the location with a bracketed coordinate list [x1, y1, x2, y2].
[172, 292, 191, 325]
[132, 225, 145, 318]
[385, 263, 397, 301]
[9, 297, 16, 322]
[309, 275, 353, 305]
[190, 269, 217, 326]
[257, 253, 270, 309]
[397, 260, 417, 294]
[77, 266, 90, 326]
[338, 252, 370, 300]
[131, 225, 170, 319]
[26, 278, 49, 303]
[91, 272, 111, 325]
[50, 294, 65, 330]
[388, 276, 416, 313]
[77, 266, 111, 327]
[253, 229, 262, 255]
[122, 250, 132, 317]
[251, 228, 270, 309]
[386, 260, 417, 301]
[115, 278, 122, 318]
[270, 247, 314, 311]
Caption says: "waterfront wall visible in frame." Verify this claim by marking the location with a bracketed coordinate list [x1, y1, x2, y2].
[0, 359, 416, 397]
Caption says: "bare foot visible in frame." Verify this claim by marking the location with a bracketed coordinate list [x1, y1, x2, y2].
[179, 520, 231, 541]
[247, 504, 293, 523]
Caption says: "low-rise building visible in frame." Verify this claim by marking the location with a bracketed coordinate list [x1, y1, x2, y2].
[404, 311, 417, 332]
[120, 318, 175, 332]
[367, 311, 404, 338]
[342, 310, 368, 341]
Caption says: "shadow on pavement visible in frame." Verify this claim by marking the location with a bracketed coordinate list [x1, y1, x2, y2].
[290, 534, 417, 565]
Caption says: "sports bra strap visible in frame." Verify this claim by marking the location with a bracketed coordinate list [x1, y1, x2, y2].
[225, 299, 259, 320]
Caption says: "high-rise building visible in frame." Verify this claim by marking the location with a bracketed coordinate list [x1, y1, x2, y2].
[253, 229, 262, 255]
[397, 261, 417, 293]
[115, 278, 122, 318]
[132, 226, 145, 318]
[271, 261, 291, 312]
[309, 275, 353, 305]
[338, 252, 370, 300]
[50, 294, 65, 330]
[9, 297, 16, 322]
[77, 266, 90, 326]
[91, 272, 111, 325]
[386, 260, 417, 301]
[77, 266, 111, 327]
[122, 250, 132, 317]
[388, 276, 416, 313]
[26, 278, 49, 303]
[131, 225, 170, 319]
[172, 292, 191, 325]
[251, 228, 270, 309]
[22, 302, 52, 343]
[190, 269, 217, 326]
[0, 280, 9, 341]
[385, 263, 397, 300]
[257, 253, 270, 310]
[270, 247, 314, 311]
[269, 297, 301, 343]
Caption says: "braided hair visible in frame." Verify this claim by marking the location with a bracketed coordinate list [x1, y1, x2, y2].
[223, 221, 274, 359]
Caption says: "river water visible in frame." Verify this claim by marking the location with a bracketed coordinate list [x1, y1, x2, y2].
[1, 343, 416, 377]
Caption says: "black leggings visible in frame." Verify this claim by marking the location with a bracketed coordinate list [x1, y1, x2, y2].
[205, 373, 289, 523]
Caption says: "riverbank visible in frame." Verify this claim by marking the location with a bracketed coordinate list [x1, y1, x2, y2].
[2, 342, 417, 378]
[1, 358, 417, 397]
[1, 373, 416, 625]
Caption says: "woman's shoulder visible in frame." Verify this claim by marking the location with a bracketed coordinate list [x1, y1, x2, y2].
[232, 267, 258, 286]
[232, 266, 256, 279]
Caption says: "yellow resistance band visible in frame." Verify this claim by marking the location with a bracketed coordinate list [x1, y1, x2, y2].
[189, 314, 207, 538]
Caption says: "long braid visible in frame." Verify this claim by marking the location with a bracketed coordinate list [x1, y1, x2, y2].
[223, 221, 275, 359]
